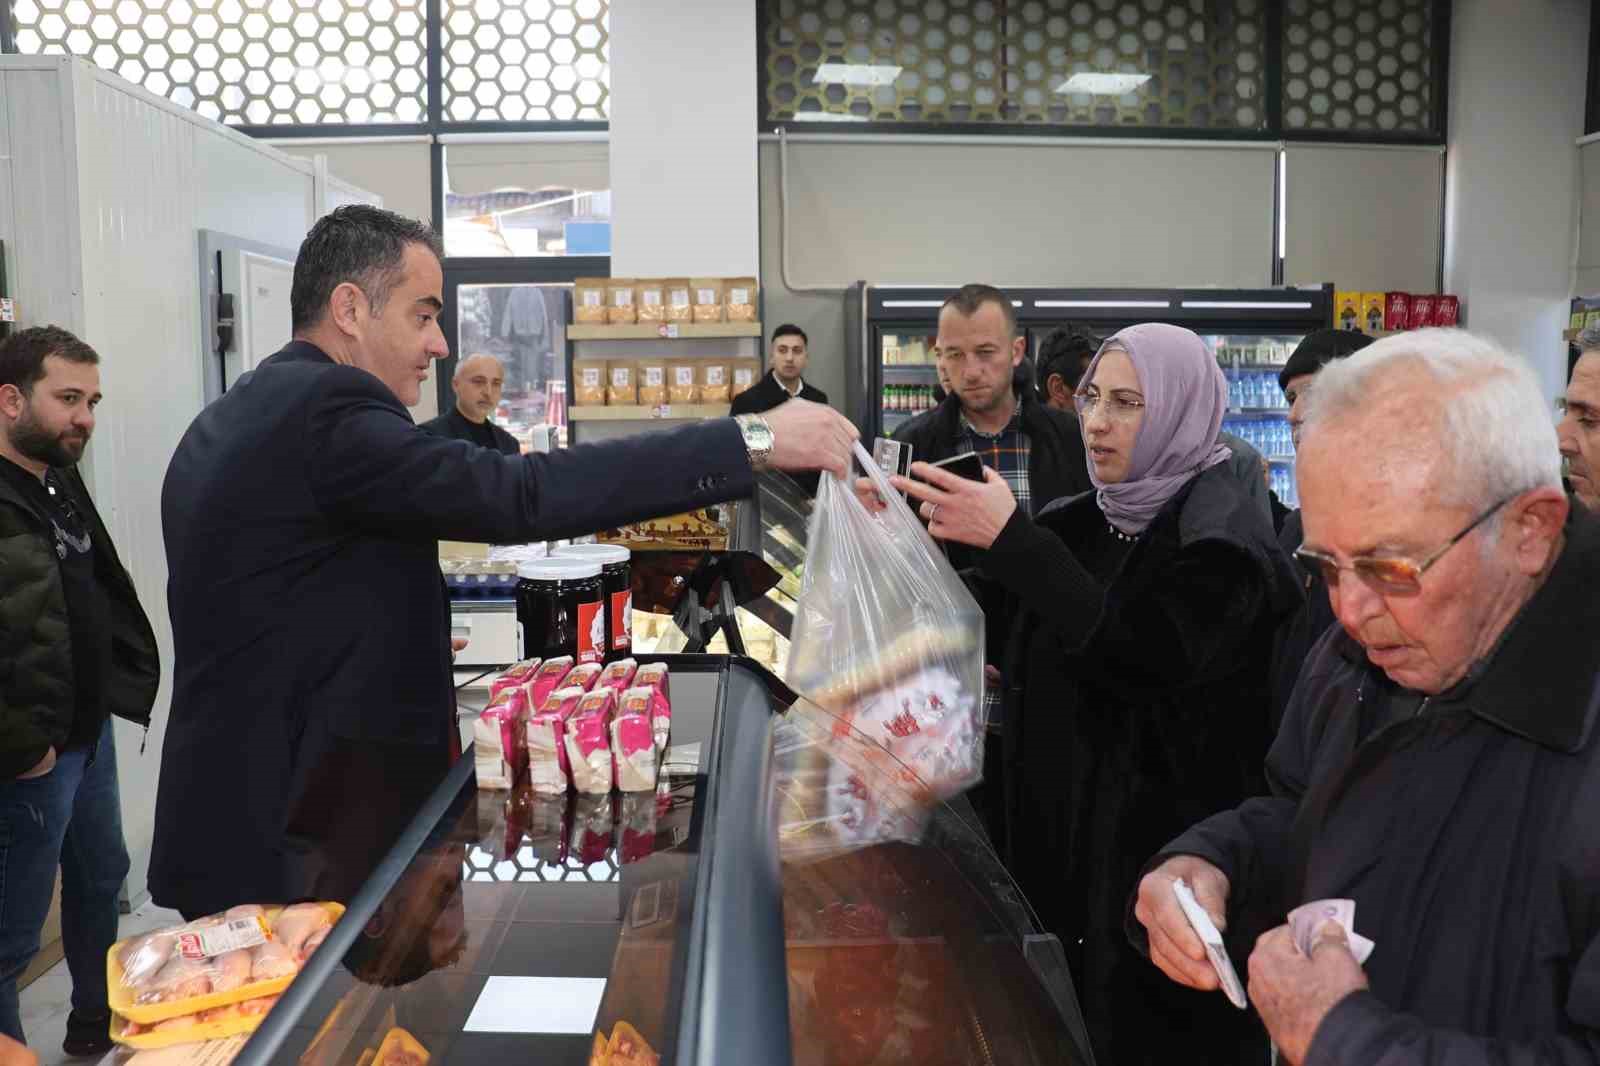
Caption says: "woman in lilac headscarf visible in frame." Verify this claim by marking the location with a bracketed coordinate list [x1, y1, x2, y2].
[896, 323, 1300, 1065]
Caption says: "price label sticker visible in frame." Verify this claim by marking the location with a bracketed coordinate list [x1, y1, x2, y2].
[178, 916, 270, 960]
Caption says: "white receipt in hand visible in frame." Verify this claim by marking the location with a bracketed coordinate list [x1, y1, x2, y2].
[1172, 879, 1248, 1010]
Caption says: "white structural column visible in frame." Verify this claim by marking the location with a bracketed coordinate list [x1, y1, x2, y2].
[1443, 0, 1591, 400]
[607, 0, 760, 278]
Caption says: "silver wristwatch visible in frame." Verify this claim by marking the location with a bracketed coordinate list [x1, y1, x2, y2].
[734, 413, 775, 472]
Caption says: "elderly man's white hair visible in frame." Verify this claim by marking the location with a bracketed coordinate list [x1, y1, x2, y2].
[1301, 327, 1561, 513]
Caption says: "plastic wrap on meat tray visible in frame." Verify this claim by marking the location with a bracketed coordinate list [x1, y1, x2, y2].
[782, 442, 985, 853]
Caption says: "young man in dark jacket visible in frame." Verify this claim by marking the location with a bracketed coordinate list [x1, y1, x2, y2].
[891, 285, 1091, 843]
[0, 327, 160, 1057]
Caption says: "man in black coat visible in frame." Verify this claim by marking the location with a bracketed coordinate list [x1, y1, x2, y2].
[729, 323, 828, 416]
[419, 352, 520, 455]
[151, 206, 856, 918]
[1132, 331, 1600, 1065]
[891, 285, 1091, 844]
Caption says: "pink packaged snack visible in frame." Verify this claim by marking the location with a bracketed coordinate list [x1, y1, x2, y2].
[565, 689, 617, 795]
[628, 663, 673, 750]
[611, 706, 658, 793]
[563, 662, 604, 693]
[528, 656, 576, 708]
[1432, 294, 1459, 327]
[474, 686, 529, 790]
[1406, 294, 1435, 331]
[526, 687, 585, 794]
[490, 658, 541, 701]
[597, 657, 639, 696]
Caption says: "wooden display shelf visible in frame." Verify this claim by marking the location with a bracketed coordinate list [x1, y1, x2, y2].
[569, 404, 732, 421]
[568, 322, 762, 340]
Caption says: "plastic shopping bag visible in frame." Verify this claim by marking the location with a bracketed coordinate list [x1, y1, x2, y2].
[782, 443, 986, 856]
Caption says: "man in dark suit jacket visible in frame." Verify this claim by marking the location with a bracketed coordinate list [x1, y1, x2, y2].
[730, 323, 828, 416]
[150, 206, 856, 918]
[419, 352, 520, 454]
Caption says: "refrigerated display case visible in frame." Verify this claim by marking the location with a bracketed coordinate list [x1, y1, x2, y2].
[227, 655, 1093, 1066]
[845, 285, 1334, 492]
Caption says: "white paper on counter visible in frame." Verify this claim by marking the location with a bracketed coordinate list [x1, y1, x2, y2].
[463, 976, 607, 1034]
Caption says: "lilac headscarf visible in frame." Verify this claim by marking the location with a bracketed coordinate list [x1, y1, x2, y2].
[1082, 323, 1231, 535]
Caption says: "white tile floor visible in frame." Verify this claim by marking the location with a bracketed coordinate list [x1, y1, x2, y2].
[18, 902, 184, 1064]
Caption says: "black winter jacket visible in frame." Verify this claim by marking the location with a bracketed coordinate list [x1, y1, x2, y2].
[0, 462, 159, 778]
[1137, 508, 1600, 1066]
[982, 462, 1301, 1065]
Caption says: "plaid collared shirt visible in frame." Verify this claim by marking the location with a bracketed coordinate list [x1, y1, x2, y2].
[960, 402, 1031, 731]
[961, 404, 1032, 515]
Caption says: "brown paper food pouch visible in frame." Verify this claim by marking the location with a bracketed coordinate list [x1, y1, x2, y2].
[636, 280, 666, 323]
[668, 363, 700, 405]
[574, 278, 609, 324]
[574, 362, 607, 406]
[701, 363, 731, 404]
[724, 277, 758, 323]
[690, 278, 723, 324]
[607, 363, 638, 405]
[731, 365, 757, 398]
[637, 363, 668, 405]
[664, 278, 692, 323]
[607, 280, 637, 325]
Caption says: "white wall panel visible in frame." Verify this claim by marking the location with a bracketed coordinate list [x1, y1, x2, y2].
[1285, 146, 1444, 293]
[1580, 141, 1600, 289]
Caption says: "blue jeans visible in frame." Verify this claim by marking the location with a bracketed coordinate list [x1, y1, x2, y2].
[0, 719, 130, 1044]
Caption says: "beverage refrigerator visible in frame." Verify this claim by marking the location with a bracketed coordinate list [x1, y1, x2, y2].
[843, 283, 1335, 506]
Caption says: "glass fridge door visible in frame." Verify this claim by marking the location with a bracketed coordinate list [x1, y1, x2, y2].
[1208, 333, 1305, 508]
[877, 328, 941, 440]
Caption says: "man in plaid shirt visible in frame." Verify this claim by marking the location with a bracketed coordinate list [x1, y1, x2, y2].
[891, 284, 1091, 847]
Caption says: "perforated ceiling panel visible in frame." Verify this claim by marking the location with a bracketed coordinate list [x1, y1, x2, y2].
[440, 0, 608, 122]
[1282, 0, 1435, 133]
[763, 0, 1268, 130]
[11, 0, 427, 124]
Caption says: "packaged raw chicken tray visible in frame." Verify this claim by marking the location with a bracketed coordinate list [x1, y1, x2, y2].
[108, 901, 345, 1024]
[111, 992, 281, 1050]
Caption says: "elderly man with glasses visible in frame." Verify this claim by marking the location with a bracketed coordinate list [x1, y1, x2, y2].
[1129, 329, 1600, 1066]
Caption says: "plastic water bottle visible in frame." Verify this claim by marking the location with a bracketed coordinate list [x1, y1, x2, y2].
[1229, 374, 1242, 410]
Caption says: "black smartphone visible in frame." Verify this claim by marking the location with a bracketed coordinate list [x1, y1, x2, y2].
[926, 451, 985, 483]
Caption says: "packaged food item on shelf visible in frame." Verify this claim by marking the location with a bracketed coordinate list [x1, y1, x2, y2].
[1334, 291, 1362, 332]
[489, 659, 540, 700]
[668, 363, 700, 405]
[112, 993, 280, 1049]
[690, 277, 723, 323]
[724, 277, 758, 323]
[474, 686, 529, 791]
[701, 363, 731, 404]
[1587, 309, 1600, 329]
[528, 655, 576, 707]
[1361, 293, 1386, 334]
[1432, 294, 1460, 327]
[1406, 294, 1436, 330]
[110, 904, 343, 1024]
[606, 279, 637, 325]
[1385, 292, 1411, 331]
[630, 663, 673, 749]
[564, 662, 604, 690]
[636, 281, 666, 324]
[566, 689, 618, 794]
[607, 364, 638, 406]
[574, 279, 609, 324]
[664, 278, 693, 323]
[527, 686, 586, 794]
[612, 694, 658, 793]
[731, 364, 756, 398]
[574, 363, 607, 406]
[637, 363, 667, 406]
[598, 658, 639, 695]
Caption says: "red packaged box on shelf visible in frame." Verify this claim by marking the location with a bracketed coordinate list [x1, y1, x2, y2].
[1406, 295, 1436, 331]
[1384, 293, 1410, 332]
[1432, 295, 1459, 327]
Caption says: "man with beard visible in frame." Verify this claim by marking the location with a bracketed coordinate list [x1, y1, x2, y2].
[0, 327, 159, 1058]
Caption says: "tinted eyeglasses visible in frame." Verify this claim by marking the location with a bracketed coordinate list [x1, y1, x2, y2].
[1293, 495, 1514, 595]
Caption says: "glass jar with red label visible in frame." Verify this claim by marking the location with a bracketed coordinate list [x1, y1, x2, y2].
[555, 543, 633, 660]
[516, 557, 604, 665]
